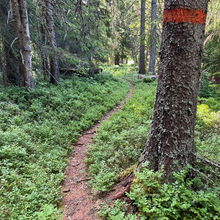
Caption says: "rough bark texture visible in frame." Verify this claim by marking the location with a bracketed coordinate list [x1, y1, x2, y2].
[139, 0, 146, 75]
[45, 0, 60, 84]
[10, 0, 34, 89]
[139, 0, 209, 181]
[148, 0, 157, 75]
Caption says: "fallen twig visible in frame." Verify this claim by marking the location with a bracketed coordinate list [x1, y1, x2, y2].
[77, 178, 91, 183]
[72, 162, 81, 167]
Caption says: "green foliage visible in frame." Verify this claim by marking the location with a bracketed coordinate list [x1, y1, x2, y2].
[142, 77, 153, 83]
[99, 200, 140, 220]
[0, 73, 129, 219]
[35, 204, 61, 220]
[100, 166, 220, 219]
[199, 71, 213, 98]
[128, 167, 220, 219]
[195, 104, 220, 163]
[86, 68, 156, 192]
[85, 66, 220, 219]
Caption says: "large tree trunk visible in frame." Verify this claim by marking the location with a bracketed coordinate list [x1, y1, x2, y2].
[44, 0, 60, 84]
[10, 0, 34, 89]
[139, 0, 209, 181]
[148, 0, 157, 75]
[139, 0, 146, 75]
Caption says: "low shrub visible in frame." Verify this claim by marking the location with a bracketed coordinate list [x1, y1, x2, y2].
[86, 68, 157, 192]
[101, 166, 220, 220]
[85, 66, 220, 219]
[0, 73, 129, 219]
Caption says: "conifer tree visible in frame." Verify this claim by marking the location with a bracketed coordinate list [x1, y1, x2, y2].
[139, 0, 146, 74]
[139, 0, 209, 181]
[148, 0, 157, 75]
[10, 0, 34, 89]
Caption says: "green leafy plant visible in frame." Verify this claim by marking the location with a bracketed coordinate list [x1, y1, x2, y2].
[85, 66, 220, 219]
[0, 73, 129, 219]
[128, 167, 220, 219]
[86, 72, 156, 191]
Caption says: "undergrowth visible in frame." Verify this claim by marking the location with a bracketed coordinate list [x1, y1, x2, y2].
[0, 73, 129, 219]
[100, 165, 220, 220]
[85, 70, 157, 192]
[86, 65, 220, 219]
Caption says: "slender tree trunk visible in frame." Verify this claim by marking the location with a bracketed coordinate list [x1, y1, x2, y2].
[145, 47, 149, 68]
[0, 41, 5, 85]
[139, 0, 209, 181]
[148, 0, 157, 75]
[114, 52, 119, 65]
[139, 0, 146, 74]
[9, 0, 34, 89]
[40, 24, 49, 80]
[44, 0, 59, 84]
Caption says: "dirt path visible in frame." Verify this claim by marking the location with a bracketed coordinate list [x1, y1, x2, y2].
[61, 81, 134, 220]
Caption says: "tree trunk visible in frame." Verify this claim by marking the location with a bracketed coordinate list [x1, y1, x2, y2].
[139, 0, 209, 181]
[145, 47, 149, 68]
[44, 0, 59, 84]
[40, 24, 49, 80]
[139, 0, 146, 74]
[148, 0, 157, 75]
[0, 0, 19, 85]
[9, 0, 34, 89]
[114, 52, 120, 65]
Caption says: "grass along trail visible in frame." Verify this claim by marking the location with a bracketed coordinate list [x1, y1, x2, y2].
[61, 81, 134, 220]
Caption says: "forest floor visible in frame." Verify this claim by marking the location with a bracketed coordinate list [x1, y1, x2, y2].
[61, 81, 134, 220]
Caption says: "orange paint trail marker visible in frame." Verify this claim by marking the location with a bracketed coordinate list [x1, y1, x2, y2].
[163, 8, 207, 25]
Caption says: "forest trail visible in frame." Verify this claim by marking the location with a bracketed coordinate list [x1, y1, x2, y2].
[62, 80, 134, 220]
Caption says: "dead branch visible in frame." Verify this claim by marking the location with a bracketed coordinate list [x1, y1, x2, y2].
[77, 178, 91, 183]
[194, 153, 220, 169]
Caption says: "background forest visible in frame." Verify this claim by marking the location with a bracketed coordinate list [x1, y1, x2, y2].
[1, 0, 220, 219]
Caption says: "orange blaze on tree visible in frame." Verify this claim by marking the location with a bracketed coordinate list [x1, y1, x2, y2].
[163, 8, 207, 25]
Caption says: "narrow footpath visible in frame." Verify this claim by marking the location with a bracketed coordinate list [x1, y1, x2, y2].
[62, 81, 134, 220]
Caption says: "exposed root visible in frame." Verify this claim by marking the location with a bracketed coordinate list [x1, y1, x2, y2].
[112, 183, 131, 200]
[121, 172, 135, 187]
[112, 172, 135, 200]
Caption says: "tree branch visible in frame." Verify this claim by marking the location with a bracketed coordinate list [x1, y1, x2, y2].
[194, 153, 220, 169]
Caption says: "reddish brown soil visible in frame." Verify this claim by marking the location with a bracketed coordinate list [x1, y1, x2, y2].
[61, 82, 134, 220]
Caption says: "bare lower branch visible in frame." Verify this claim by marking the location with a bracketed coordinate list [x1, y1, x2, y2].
[190, 167, 214, 183]
[194, 153, 220, 169]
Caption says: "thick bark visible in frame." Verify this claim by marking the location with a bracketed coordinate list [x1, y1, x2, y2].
[148, 0, 157, 75]
[44, 0, 59, 84]
[10, 0, 34, 89]
[139, 0, 146, 75]
[139, 0, 209, 181]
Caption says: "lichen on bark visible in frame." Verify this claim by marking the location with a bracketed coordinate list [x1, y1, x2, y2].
[139, 0, 209, 181]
